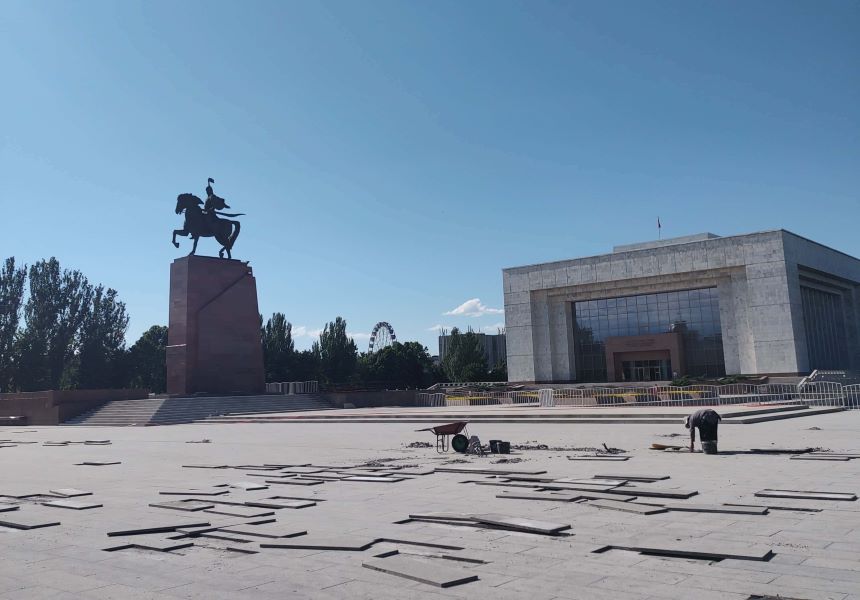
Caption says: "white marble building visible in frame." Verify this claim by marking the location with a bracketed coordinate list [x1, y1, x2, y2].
[503, 231, 860, 383]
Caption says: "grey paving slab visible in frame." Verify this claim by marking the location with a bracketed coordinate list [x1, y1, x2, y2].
[472, 514, 572, 535]
[217, 524, 307, 538]
[202, 506, 275, 518]
[40, 500, 103, 510]
[756, 489, 858, 501]
[158, 489, 229, 496]
[106, 521, 211, 536]
[497, 491, 582, 502]
[244, 499, 315, 509]
[0, 514, 61, 529]
[363, 555, 479, 588]
[600, 538, 774, 561]
[48, 489, 93, 498]
[264, 478, 324, 486]
[149, 500, 215, 512]
[586, 500, 668, 515]
[260, 535, 379, 551]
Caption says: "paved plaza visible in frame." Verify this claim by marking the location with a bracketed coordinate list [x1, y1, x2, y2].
[1, 411, 860, 600]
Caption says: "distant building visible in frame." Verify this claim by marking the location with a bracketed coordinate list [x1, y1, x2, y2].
[503, 230, 860, 383]
[438, 330, 507, 370]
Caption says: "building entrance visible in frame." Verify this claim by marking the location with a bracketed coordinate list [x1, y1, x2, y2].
[621, 359, 672, 382]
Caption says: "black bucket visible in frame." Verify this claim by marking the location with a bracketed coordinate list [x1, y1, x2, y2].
[489, 440, 502, 453]
[702, 441, 718, 454]
[497, 441, 511, 454]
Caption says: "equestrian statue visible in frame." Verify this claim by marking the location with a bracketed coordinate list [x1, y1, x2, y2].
[172, 178, 243, 259]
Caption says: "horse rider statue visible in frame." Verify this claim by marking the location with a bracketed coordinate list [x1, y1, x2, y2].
[172, 178, 244, 259]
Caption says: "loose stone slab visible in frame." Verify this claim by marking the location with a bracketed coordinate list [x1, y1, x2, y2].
[750, 448, 813, 454]
[599, 538, 774, 561]
[149, 500, 215, 512]
[261, 535, 379, 551]
[789, 455, 850, 461]
[342, 476, 406, 483]
[249, 473, 296, 478]
[408, 513, 476, 522]
[554, 478, 628, 486]
[601, 485, 698, 499]
[0, 505, 20, 513]
[265, 479, 324, 486]
[228, 482, 269, 491]
[48, 488, 92, 498]
[541, 489, 638, 502]
[159, 489, 229, 496]
[203, 507, 275, 518]
[104, 534, 194, 552]
[281, 467, 326, 474]
[435, 467, 547, 475]
[75, 461, 121, 466]
[107, 521, 211, 536]
[724, 503, 821, 513]
[244, 500, 315, 509]
[41, 500, 103, 510]
[497, 491, 582, 502]
[363, 555, 479, 588]
[471, 514, 571, 535]
[0, 515, 61, 529]
[657, 503, 769, 515]
[586, 499, 667, 515]
[182, 464, 229, 469]
[755, 489, 857, 501]
[218, 524, 307, 538]
[594, 474, 670, 482]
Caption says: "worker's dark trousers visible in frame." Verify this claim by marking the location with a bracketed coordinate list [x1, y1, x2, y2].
[699, 422, 718, 454]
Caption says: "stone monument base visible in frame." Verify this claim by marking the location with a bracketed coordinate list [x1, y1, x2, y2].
[166, 256, 265, 396]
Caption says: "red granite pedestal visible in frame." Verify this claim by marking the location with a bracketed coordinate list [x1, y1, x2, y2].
[166, 256, 265, 396]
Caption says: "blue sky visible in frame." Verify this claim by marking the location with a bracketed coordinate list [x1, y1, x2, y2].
[2, 1, 858, 353]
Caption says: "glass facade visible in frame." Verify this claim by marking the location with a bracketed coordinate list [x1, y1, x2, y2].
[801, 286, 849, 370]
[573, 287, 725, 382]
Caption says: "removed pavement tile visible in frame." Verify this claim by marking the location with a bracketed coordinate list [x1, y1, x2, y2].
[107, 521, 211, 536]
[0, 515, 61, 530]
[40, 500, 103, 510]
[363, 555, 479, 588]
[261, 535, 379, 551]
[596, 538, 774, 561]
[754, 489, 857, 501]
[149, 500, 215, 512]
[48, 488, 92, 498]
[585, 499, 667, 515]
[471, 514, 571, 535]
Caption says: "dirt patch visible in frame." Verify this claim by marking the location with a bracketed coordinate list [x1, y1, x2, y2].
[491, 458, 524, 464]
[512, 441, 627, 454]
[405, 441, 433, 448]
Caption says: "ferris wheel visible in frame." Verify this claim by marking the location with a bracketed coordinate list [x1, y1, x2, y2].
[368, 322, 397, 353]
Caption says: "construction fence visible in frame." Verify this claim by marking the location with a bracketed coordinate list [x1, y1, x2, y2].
[416, 382, 860, 410]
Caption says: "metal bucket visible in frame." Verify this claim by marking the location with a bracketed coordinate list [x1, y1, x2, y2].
[702, 441, 718, 454]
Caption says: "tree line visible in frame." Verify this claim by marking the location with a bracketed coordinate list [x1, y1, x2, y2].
[261, 313, 506, 388]
[0, 256, 507, 395]
[0, 257, 167, 393]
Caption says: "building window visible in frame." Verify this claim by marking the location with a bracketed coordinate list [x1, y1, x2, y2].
[801, 285, 848, 370]
[573, 287, 725, 382]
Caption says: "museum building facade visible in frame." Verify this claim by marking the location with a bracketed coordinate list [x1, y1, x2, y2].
[502, 231, 860, 383]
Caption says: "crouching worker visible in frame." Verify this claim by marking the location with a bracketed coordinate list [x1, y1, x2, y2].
[685, 408, 722, 454]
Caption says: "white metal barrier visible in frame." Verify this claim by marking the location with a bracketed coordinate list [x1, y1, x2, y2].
[266, 381, 319, 395]
[415, 381, 860, 410]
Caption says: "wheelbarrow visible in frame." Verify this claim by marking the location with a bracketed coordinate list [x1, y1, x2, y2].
[416, 421, 469, 453]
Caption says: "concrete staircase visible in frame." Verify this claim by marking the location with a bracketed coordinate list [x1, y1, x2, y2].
[200, 404, 844, 425]
[64, 394, 334, 426]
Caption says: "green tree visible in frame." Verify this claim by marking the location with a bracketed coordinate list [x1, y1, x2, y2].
[261, 312, 295, 382]
[291, 349, 320, 382]
[359, 341, 439, 389]
[314, 316, 357, 384]
[77, 286, 129, 388]
[487, 360, 508, 382]
[126, 325, 168, 393]
[15, 258, 93, 391]
[442, 327, 487, 382]
[0, 257, 26, 392]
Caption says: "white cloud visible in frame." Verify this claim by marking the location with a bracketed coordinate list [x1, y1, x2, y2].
[443, 298, 503, 318]
[292, 326, 323, 338]
[426, 324, 452, 333]
[481, 322, 506, 334]
[349, 332, 371, 341]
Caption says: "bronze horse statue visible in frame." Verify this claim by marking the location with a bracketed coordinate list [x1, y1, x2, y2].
[172, 193, 242, 259]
